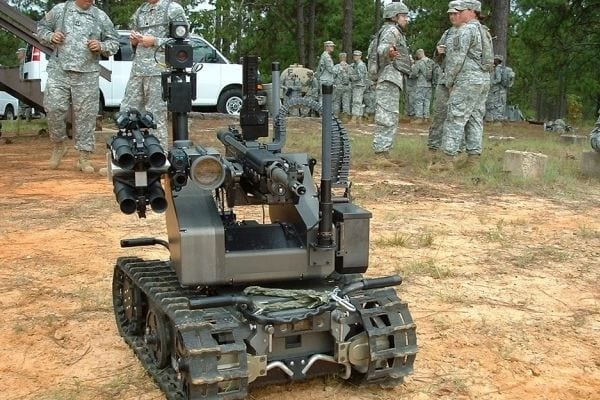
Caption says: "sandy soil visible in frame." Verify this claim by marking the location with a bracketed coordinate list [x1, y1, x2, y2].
[0, 118, 599, 400]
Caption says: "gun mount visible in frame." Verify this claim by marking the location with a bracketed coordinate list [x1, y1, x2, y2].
[106, 25, 416, 399]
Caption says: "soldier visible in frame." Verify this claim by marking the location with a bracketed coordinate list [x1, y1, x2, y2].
[409, 49, 434, 122]
[591, 109, 600, 152]
[38, 0, 119, 173]
[428, 2, 463, 152]
[372, 1, 411, 158]
[303, 70, 320, 117]
[120, 0, 188, 150]
[315, 40, 335, 105]
[436, 0, 492, 170]
[485, 54, 515, 122]
[349, 50, 367, 124]
[363, 78, 376, 123]
[333, 52, 352, 117]
[282, 69, 302, 116]
[405, 62, 417, 118]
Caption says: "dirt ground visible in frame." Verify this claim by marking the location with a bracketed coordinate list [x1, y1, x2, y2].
[0, 117, 599, 400]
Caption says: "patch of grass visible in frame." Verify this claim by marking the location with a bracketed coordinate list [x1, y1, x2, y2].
[509, 245, 571, 268]
[577, 225, 600, 239]
[2, 118, 48, 136]
[375, 231, 435, 249]
[374, 232, 409, 247]
[401, 258, 455, 279]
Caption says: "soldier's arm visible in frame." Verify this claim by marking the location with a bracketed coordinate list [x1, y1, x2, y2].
[409, 61, 419, 78]
[444, 28, 472, 89]
[99, 13, 120, 56]
[377, 28, 397, 65]
[36, 5, 61, 46]
[324, 55, 335, 74]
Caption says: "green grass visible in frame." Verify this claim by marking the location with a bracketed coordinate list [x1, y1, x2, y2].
[375, 231, 435, 248]
[399, 258, 455, 279]
[1, 118, 47, 136]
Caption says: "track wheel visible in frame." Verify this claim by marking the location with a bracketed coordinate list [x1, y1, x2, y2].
[145, 306, 172, 368]
[112, 265, 145, 336]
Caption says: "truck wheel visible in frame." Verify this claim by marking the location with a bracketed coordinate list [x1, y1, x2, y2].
[4, 105, 15, 120]
[217, 88, 243, 115]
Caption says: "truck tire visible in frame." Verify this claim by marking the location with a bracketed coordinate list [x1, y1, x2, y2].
[4, 105, 15, 120]
[217, 88, 243, 115]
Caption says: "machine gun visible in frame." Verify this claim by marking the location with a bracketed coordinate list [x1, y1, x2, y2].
[107, 21, 416, 400]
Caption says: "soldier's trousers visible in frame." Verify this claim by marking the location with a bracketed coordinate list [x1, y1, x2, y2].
[373, 80, 401, 153]
[428, 84, 449, 150]
[120, 75, 168, 149]
[44, 69, 99, 152]
[414, 87, 432, 118]
[333, 87, 351, 116]
[441, 82, 490, 156]
[351, 86, 365, 117]
[485, 88, 507, 122]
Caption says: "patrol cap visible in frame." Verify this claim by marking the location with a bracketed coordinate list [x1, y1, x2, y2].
[324, 40, 335, 47]
[462, 0, 482, 12]
[494, 54, 504, 61]
[447, 0, 462, 12]
[416, 49, 425, 57]
[353, 50, 362, 56]
[339, 52, 347, 58]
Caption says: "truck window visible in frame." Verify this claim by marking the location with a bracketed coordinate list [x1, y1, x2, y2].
[191, 39, 223, 64]
[113, 36, 134, 62]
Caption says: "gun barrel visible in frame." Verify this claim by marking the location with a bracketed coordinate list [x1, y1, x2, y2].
[269, 164, 306, 196]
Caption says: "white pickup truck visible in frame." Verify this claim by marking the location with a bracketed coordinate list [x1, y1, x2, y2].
[22, 31, 259, 115]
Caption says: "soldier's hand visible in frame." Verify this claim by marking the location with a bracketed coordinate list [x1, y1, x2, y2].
[130, 31, 142, 46]
[140, 35, 156, 48]
[51, 31, 66, 44]
[87, 39, 101, 53]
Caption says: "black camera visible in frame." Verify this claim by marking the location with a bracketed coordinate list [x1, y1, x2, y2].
[165, 21, 193, 69]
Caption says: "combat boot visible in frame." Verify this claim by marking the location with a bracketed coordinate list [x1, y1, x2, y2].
[374, 151, 398, 168]
[77, 151, 96, 173]
[464, 154, 481, 169]
[49, 141, 68, 169]
[428, 153, 455, 171]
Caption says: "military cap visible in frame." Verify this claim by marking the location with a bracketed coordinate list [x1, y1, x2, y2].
[339, 52, 347, 58]
[447, 0, 462, 12]
[415, 49, 425, 57]
[462, 0, 482, 12]
[353, 50, 362, 56]
[494, 54, 504, 62]
[383, 2, 409, 19]
[324, 40, 335, 47]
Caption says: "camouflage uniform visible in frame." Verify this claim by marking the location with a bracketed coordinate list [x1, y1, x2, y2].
[405, 72, 417, 117]
[591, 111, 600, 152]
[315, 42, 335, 104]
[120, 0, 188, 149]
[282, 71, 302, 116]
[409, 52, 433, 119]
[373, 22, 408, 153]
[428, 27, 457, 150]
[38, 1, 119, 155]
[485, 60, 514, 122]
[333, 55, 352, 116]
[303, 73, 320, 116]
[441, 19, 491, 156]
[350, 52, 367, 118]
[363, 79, 376, 120]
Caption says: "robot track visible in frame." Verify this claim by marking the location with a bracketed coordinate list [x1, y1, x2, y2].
[113, 257, 417, 399]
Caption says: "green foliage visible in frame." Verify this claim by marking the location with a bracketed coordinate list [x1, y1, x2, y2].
[567, 94, 583, 125]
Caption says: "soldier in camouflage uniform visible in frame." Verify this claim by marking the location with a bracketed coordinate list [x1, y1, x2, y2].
[437, 0, 491, 169]
[363, 78, 376, 122]
[315, 41, 335, 105]
[349, 50, 367, 124]
[372, 2, 411, 157]
[120, 0, 188, 150]
[405, 66, 417, 118]
[409, 49, 434, 122]
[303, 70, 320, 117]
[428, 2, 462, 152]
[591, 109, 600, 152]
[38, 0, 119, 173]
[282, 69, 303, 116]
[485, 55, 515, 122]
[333, 52, 352, 117]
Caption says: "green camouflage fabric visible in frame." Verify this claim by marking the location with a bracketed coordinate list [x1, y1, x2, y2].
[373, 22, 407, 152]
[410, 57, 433, 118]
[129, 0, 188, 77]
[428, 27, 458, 150]
[591, 113, 600, 152]
[316, 51, 335, 85]
[333, 61, 351, 115]
[350, 60, 367, 117]
[441, 20, 491, 156]
[282, 73, 302, 116]
[120, 0, 188, 149]
[485, 64, 508, 122]
[38, 1, 119, 151]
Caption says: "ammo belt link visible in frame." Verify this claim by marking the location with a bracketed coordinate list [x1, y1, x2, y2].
[116, 258, 251, 400]
[349, 287, 418, 383]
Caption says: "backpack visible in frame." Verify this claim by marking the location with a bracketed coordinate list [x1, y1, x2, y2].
[470, 23, 494, 72]
[366, 28, 384, 81]
[423, 58, 434, 81]
[501, 66, 515, 88]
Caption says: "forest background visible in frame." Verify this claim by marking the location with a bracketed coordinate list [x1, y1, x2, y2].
[1, 0, 599, 122]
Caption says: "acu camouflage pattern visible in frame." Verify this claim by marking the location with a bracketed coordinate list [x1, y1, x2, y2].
[120, 0, 188, 149]
[405, 74, 417, 117]
[282, 73, 302, 116]
[410, 57, 433, 118]
[363, 79, 376, 117]
[350, 59, 367, 117]
[485, 64, 513, 122]
[428, 27, 458, 150]
[38, 1, 119, 151]
[373, 22, 408, 153]
[441, 20, 491, 156]
[333, 61, 351, 115]
[591, 112, 600, 152]
[316, 51, 335, 85]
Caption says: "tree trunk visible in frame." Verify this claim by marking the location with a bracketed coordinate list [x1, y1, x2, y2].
[342, 0, 353, 54]
[307, 0, 316, 70]
[375, 0, 382, 33]
[297, 0, 306, 65]
[489, 0, 509, 61]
